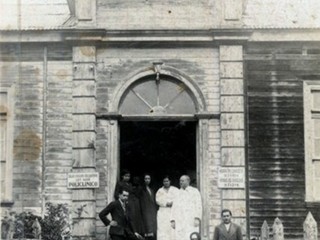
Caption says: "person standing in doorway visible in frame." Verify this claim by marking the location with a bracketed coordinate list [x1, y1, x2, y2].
[127, 176, 145, 238]
[99, 188, 137, 240]
[156, 176, 179, 240]
[213, 209, 242, 240]
[170, 175, 202, 240]
[114, 169, 133, 199]
[140, 173, 157, 240]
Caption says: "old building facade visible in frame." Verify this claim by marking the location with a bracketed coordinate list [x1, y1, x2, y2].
[1, 0, 320, 239]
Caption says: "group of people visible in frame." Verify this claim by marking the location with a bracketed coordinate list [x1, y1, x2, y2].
[99, 170, 242, 240]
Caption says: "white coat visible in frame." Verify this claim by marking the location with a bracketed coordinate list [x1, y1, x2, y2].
[156, 186, 179, 240]
[170, 186, 202, 240]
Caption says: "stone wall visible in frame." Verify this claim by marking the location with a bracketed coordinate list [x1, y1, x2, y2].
[96, 47, 219, 113]
[219, 45, 247, 235]
[96, 0, 215, 30]
[95, 46, 222, 239]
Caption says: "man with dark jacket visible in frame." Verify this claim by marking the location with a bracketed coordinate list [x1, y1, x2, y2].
[213, 209, 242, 240]
[99, 188, 143, 240]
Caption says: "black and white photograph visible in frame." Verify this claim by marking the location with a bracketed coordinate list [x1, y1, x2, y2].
[0, 0, 320, 239]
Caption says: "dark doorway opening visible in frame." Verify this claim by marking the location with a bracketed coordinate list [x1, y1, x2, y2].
[120, 121, 197, 189]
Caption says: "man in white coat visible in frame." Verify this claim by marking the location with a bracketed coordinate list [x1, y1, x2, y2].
[170, 175, 202, 240]
[156, 176, 179, 240]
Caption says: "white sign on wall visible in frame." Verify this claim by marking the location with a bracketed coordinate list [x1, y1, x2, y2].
[67, 172, 99, 189]
[218, 167, 245, 188]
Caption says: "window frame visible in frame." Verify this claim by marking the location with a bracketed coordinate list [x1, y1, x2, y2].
[119, 75, 197, 116]
[0, 86, 14, 204]
[303, 81, 320, 203]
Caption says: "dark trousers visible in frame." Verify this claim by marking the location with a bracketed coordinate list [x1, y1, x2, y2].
[111, 234, 138, 240]
[145, 237, 155, 240]
[111, 235, 126, 240]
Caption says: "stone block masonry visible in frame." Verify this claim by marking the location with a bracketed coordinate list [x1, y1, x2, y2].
[219, 45, 247, 236]
[72, 46, 97, 239]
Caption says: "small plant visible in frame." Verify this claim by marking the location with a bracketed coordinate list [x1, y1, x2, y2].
[41, 203, 71, 240]
[13, 211, 39, 239]
[1, 203, 71, 239]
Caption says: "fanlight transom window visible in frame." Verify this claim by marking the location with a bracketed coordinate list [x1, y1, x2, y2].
[119, 75, 197, 115]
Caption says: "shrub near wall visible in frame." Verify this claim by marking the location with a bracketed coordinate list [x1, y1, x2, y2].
[41, 203, 71, 240]
[1, 203, 71, 240]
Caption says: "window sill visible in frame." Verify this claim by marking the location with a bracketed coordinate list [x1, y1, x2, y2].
[1, 201, 14, 207]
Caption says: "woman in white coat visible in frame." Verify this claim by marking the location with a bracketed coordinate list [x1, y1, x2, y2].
[156, 176, 179, 240]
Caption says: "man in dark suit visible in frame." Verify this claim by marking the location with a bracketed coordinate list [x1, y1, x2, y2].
[99, 188, 143, 240]
[213, 209, 242, 240]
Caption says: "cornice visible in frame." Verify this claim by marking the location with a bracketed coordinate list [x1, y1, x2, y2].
[1, 28, 320, 44]
[0, 28, 251, 44]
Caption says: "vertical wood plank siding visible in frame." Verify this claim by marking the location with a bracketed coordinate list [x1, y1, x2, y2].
[1, 44, 45, 211]
[45, 45, 73, 204]
[0, 43, 73, 210]
[245, 44, 320, 239]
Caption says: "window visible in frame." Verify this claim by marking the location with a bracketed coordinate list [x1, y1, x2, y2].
[0, 87, 14, 203]
[120, 75, 196, 115]
[304, 81, 320, 202]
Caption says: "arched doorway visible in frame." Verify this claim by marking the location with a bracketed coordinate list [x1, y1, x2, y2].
[105, 64, 214, 238]
[118, 73, 200, 188]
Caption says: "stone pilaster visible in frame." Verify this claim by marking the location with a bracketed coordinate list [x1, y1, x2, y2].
[72, 46, 97, 239]
[219, 45, 247, 235]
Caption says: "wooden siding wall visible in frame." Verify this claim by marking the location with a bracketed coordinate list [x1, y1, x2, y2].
[1, 44, 44, 213]
[0, 44, 72, 213]
[45, 46, 73, 205]
[245, 43, 320, 239]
